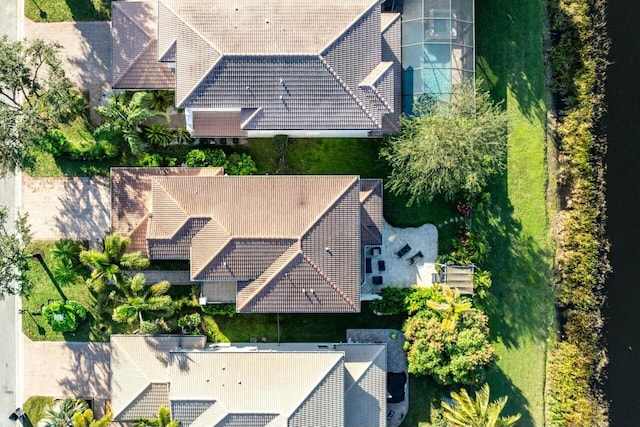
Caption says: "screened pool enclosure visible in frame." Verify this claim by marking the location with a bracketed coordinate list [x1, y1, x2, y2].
[400, 0, 475, 112]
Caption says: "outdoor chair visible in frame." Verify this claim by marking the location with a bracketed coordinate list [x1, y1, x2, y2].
[407, 251, 424, 265]
[372, 275, 383, 285]
[366, 257, 372, 274]
[378, 260, 386, 272]
[370, 246, 382, 256]
[395, 243, 411, 258]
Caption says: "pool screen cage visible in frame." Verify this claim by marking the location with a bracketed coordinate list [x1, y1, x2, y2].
[400, 0, 475, 113]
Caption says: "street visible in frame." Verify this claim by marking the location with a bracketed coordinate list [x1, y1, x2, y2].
[0, 0, 23, 419]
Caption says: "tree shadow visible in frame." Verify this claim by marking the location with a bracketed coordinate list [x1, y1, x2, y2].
[475, 173, 553, 350]
[52, 177, 111, 243]
[56, 342, 111, 409]
[475, 0, 548, 122]
[485, 365, 536, 427]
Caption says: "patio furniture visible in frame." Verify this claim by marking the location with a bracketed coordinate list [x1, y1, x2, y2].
[372, 276, 383, 285]
[395, 243, 411, 258]
[370, 246, 382, 256]
[407, 251, 424, 265]
[378, 260, 386, 272]
[366, 257, 373, 274]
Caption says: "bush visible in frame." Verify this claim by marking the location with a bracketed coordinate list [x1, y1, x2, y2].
[185, 148, 227, 167]
[370, 287, 413, 315]
[225, 152, 257, 175]
[178, 312, 202, 335]
[273, 134, 290, 173]
[138, 153, 163, 167]
[42, 300, 87, 332]
[36, 130, 71, 157]
[202, 303, 236, 317]
[144, 123, 173, 147]
[404, 308, 495, 385]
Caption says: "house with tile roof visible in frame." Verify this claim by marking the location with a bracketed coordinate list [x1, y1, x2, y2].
[110, 335, 387, 427]
[110, 0, 401, 137]
[111, 168, 383, 313]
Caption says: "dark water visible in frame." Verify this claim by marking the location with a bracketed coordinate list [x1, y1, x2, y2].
[604, 1, 640, 425]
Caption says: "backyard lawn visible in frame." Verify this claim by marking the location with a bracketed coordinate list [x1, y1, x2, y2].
[475, 0, 554, 426]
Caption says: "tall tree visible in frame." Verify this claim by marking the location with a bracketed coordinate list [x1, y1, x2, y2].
[79, 233, 149, 291]
[0, 36, 81, 175]
[41, 399, 88, 427]
[380, 79, 508, 204]
[0, 204, 33, 296]
[441, 383, 521, 427]
[95, 92, 168, 156]
[112, 273, 174, 334]
[134, 407, 180, 427]
[426, 285, 472, 331]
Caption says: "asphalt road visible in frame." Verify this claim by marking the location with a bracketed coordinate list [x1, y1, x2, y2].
[0, 0, 23, 419]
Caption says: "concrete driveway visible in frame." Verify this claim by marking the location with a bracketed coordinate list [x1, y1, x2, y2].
[24, 19, 111, 123]
[23, 339, 110, 416]
[22, 176, 110, 243]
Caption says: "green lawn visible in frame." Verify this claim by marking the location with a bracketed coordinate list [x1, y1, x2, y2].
[22, 396, 54, 427]
[475, 0, 554, 426]
[25, 0, 109, 22]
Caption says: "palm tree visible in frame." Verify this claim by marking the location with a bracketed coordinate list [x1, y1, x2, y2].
[73, 409, 112, 427]
[441, 384, 521, 427]
[51, 239, 85, 287]
[144, 123, 173, 147]
[41, 398, 88, 427]
[79, 233, 150, 292]
[95, 92, 169, 156]
[112, 273, 174, 334]
[426, 284, 472, 331]
[134, 407, 180, 427]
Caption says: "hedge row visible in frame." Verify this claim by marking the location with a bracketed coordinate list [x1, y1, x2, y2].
[546, 0, 610, 425]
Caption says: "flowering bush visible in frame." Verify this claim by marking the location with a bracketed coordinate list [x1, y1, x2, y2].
[456, 203, 472, 216]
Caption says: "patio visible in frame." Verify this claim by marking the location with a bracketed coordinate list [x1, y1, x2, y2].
[361, 219, 438, 298]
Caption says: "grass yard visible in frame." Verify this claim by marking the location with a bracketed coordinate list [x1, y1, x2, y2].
[474, 0, 554, 426]
[25, 0, 110, 22]
[22, 395, 54, 427]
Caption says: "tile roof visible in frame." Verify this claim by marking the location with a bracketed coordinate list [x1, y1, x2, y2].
[190, 112, 247, 138]
[110, 167, 223, 256]
[111, 338, 387, 427]
[111, 1, 175, 89]
[111, 0, 401, 135]
[110, 335, 206, 420]
[111, 168, 384, 313]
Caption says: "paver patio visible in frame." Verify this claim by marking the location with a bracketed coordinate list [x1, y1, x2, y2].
[22, 176, 110, 242]
[361, 220, 438, 298]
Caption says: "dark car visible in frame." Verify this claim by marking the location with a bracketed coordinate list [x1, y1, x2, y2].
[387, 371, 408, 403]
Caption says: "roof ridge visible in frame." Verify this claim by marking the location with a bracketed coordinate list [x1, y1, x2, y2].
[240, 107, 263, 129]
[381, 12, 401, 32]
[344, 345, 385, 393]
[285, 354, 344, 420]
[111, 339, 152, 419]
[236, 244, 301, 311]
[177, 56, 223, 108]
[299, 176, 359, 239]
[191, 235, 232, 280]
[317, 56, 381, 128]
[318, 0, 381, 54]
[301, 253, 358, 311]
[149, 177, 189, 238]
[111, 5, 153, 87]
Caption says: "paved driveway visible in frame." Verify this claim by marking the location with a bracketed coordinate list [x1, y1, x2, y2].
[24, 19, 111, 123]
[23, 339, 110, 416]
[22, 176, 110, 242]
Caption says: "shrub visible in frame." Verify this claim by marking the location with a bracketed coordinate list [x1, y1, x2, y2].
[273, 134, 290, 173]
[185, 148, 227, 167]
[185, 149, 207, 167]
[42, 300, 87, 332]
[178, 312, 202, 335]
[144, 123, 173, 147]
[202, 303, 236, 317]
[36, 130, 71, 157]
[404, 308, 495, 385]
[138, 153, 163, 167]
[225, 152, 257, 175]
[370, 286, 413, 315]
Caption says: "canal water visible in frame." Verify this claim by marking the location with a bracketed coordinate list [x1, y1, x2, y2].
[604, 1, 640, 425]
